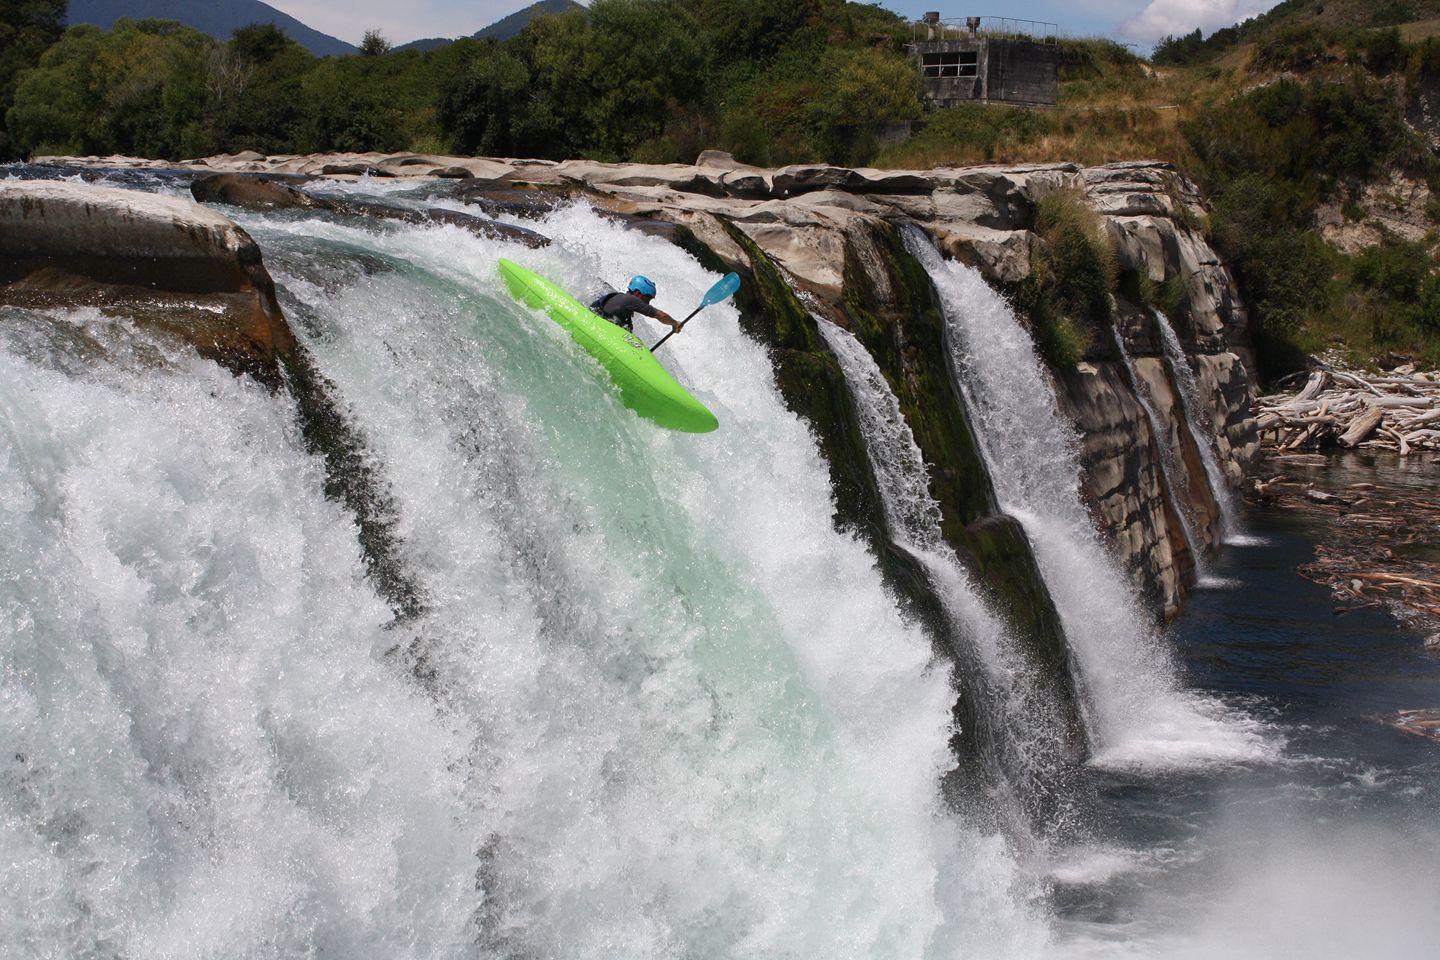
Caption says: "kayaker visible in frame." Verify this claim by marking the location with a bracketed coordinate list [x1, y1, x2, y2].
[589, 275, 682, 334]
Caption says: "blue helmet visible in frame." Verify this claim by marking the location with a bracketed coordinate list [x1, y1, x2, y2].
[627, 275, 657, 297]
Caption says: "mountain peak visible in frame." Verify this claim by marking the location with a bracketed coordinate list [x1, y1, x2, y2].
[67, 0, 359, 56]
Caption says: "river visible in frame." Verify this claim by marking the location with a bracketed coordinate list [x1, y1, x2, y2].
[1052, 459, 1440, 957]
[2, 170, 1437, 958]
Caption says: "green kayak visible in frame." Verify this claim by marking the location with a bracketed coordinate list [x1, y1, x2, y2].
[497, 259, 719, 434]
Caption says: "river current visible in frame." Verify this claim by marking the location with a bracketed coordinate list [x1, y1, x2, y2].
[2, 171, 1437, 958]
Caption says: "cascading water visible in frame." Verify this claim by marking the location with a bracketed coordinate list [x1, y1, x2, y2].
[1109, 325, 1207, 577]
[0, 187, 1055, 957]
[10, 169, 1440, 960]
[0, 305, 483, 957]
[900, 227, 1274, 772]
[816, 318, 1079, 841]
[1152, 310, 1243, 540]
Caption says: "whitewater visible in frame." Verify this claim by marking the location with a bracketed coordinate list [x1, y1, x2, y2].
[1, 199, 1042, 958]
[7, 175, 1439, 960]
[900, 228, 1274, 773]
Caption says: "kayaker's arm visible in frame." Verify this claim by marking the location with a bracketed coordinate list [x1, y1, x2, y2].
[652, 309, 681, 330]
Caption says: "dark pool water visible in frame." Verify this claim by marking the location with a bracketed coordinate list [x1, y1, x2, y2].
[1050, 455, 1440, 959]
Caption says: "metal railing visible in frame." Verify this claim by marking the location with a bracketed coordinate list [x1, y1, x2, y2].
[911, 16, 1059, 43]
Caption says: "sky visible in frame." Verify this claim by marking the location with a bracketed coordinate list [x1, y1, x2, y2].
[265, 0, 1284, 50]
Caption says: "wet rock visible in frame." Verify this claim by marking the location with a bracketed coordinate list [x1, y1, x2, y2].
[191, 173, 320, 210]
[451, 180, 573, 219]
[190, 173, 549, 248]
[1057, 359, 1192, 616]
[772, 165, 933, 197]
[0, 179, 294, 383]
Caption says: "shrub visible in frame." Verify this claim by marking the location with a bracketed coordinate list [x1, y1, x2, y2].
[1371, 0, 1415, 27]
[1358, 28, 1405, 75]
[875, 103, 1053, 167]
[1012, 189, 1117, 367]
[1253, 27, 1327, 73]
[1351, 239, 1440, 334]
[1153, 29, 1205, 67]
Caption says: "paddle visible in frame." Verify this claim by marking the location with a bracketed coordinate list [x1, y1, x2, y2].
[650, 272, 741, 353]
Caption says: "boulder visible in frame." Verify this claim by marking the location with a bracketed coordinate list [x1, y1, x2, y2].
[771, 164, 934, 197]
[0, 180, 295, 383]
[452, 179, 575, 219]
[553, 160, 727, 197]
[695, 150, 755, 172]
[926, 224, 1033, 282]
[191, 173, 320, 210]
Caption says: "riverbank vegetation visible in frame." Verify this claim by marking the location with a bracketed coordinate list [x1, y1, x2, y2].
[5, 0, 1440, 374]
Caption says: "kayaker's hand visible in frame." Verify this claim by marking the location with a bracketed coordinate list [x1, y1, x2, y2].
[656, 310, 680, 330]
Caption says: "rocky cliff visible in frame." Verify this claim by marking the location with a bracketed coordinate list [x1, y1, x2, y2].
[15, 151, 1260, 621]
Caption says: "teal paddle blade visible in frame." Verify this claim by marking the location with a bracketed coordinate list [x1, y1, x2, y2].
[701, 272, 741, 308]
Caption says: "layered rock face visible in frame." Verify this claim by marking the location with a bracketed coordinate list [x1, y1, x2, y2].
[378, 150, 1254, 616]
[24, 150, 1259, 618]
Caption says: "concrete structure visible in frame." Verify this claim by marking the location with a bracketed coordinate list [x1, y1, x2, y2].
[908, 15, 1059, 107]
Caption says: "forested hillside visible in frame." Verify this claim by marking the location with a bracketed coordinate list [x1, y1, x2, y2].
[66, 0, 357, 56]
[5, 0, 1440, 373]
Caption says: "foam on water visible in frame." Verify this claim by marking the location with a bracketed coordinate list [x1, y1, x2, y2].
[815, 318, 1079, 840]
[900, 228, 1277, 773]
[236, 199, 1048, 958]
[0, 307, 481, 958]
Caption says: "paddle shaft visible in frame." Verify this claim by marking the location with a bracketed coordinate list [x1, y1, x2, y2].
[650, 304, 705, 353]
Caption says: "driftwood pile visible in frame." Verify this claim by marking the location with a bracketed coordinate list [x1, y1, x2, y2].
[1251, 452, 1440, 651]
[1385, 708, 1440, 743]
[1256, 366, 1440, 455]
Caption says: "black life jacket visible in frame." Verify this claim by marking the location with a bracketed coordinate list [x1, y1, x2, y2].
[589, 290, 635, 331]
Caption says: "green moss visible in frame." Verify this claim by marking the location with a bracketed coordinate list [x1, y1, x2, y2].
[839, 226, 999, 535]
[837, 224, 1086, 759]
[684, 222, 894, 555]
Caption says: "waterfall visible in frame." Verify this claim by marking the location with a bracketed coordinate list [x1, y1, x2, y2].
[0, 305, 483, 957]
[0, 191, 1053, 958]
[816, 317, 1080, 840]
[1110, 325, 1207, 577]
[1152, 309, 1243, 540]
[900, 227, 1274, 772]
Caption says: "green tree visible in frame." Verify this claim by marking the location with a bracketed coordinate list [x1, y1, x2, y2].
[230, 22, 293, 64]
[212, 24, 312, 153]
[360, 29, 391, 56]
[438, 41, 531, 155]
[295, 58, 405, 153]
[803, 46, 919, 164]
[8, 19, 215, 158]
[0, 0, 67, 159]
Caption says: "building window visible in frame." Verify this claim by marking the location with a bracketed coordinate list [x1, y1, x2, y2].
[922, 51, 978, 79]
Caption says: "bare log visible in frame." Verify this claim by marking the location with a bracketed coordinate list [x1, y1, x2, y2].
[1338, 405, 1384, 447]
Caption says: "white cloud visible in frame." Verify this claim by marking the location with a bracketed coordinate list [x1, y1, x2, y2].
[1120, 0, 1282, 43]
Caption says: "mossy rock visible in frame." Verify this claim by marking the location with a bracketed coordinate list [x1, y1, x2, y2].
[838, 221, 1087, 761]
